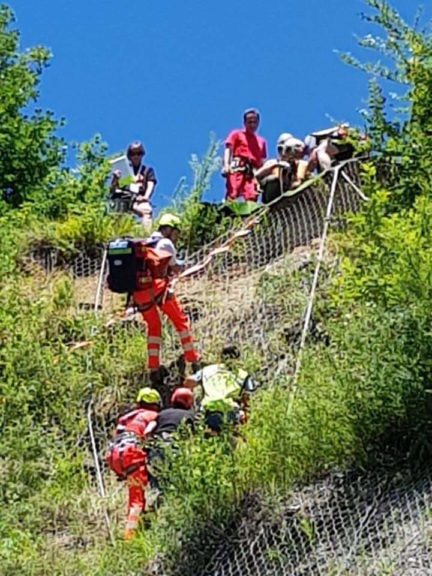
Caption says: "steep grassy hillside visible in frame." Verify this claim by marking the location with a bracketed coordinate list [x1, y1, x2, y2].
[1, 2, 432, 574]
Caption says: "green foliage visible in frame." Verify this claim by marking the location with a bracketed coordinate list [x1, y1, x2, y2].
[341, 0, 432, 210]
[163, 135, 240, 255]
[26, 135, 111, 220]
[2, 1, 432, 574]
[0, 5, 65, 209]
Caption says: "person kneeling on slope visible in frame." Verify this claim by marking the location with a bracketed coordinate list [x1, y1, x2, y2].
[147, 387, 195, 496]
[183, 345, 255, 435]
[132, 213, 200, 388]
[105, 387, 161, 540]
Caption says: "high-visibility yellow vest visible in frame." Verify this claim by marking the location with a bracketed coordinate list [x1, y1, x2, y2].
[200, 364, 249, 413]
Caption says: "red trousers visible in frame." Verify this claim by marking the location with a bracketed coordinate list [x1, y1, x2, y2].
[105, 444, 148, 539]
[226, 172, 258, 201]
[141, 294, 199, 370]
[124, 466, 147, 539]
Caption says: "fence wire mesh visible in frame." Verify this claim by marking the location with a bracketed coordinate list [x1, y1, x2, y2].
[199, 467, 432, 576]
[21, 160, 432, 574]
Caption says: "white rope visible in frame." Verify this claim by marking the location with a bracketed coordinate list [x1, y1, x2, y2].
[286, 165, 341, 415]
[87, 400, 114, 543]
[341, 169, 369, 202]
[93, 247, 107, 313]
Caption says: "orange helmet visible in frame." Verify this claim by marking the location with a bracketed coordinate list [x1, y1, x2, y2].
[171, 387, 194, 410]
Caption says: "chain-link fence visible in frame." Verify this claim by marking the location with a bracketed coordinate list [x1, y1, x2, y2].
[21, 159, 432, 574]
[199, 466, 432, 576]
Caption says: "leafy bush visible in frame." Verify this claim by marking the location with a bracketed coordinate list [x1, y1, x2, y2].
[0, 5, 65, 209]
[162, 136, 243, 256]
[2, 1, 432, 575]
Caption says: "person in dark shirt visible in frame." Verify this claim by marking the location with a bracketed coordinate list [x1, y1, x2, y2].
[155, 387, 194, 439]
[111, 141, 157, 228]
[147, 387, 194, 498]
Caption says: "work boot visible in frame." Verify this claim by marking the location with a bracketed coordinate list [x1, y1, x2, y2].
[149, 367, 170, 407]
[191, 360, 202, 374]
[177, 355, 186, 379]
[124, 528, 135, 541]
[149, 368, 163, 388]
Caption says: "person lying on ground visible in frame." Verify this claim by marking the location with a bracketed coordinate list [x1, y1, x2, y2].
[147, 387, 195, 496]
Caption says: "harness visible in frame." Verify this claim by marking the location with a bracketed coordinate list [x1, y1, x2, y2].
[106, 432, 144, 479]
[112, 431, 140, 449]
[133, 282, 172, 312]
[231, 157, 255, 177]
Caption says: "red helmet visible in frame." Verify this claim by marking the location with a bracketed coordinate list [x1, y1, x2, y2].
[171, 387, 194, 410]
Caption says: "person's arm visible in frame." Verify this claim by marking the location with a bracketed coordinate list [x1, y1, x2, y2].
[255, 159, 278, 181]
[155, 238, 177, 268]
[223, 130, 239, 175]
[142, 167, 157, 201]
[110, 170, 121, 193]
[291, 160, 309, 188]
[260, 139, 268, 166]
[142, 180, 155, 201]
[222, 146, 232, 176]
[306, 149, 319, 173]
[183, 370, 203, 390]
[144, 420, 157, 437]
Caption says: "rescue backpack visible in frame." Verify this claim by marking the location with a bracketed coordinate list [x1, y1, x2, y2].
[107, 237, 172, 294]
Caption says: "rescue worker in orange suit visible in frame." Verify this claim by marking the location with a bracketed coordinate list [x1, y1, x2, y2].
[105, 387, 161, 540]
[132, 213, 200, 386]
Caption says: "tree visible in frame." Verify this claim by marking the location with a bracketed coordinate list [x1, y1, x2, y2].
[342, 0, 432, 209]
[0, 4, 65, 208]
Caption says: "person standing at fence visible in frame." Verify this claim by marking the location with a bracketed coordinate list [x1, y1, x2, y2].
[105, 387, 161, 540]
[255, 135, 308, 204]
[111, 141, 157, 229]
[222, 109, 267, 202]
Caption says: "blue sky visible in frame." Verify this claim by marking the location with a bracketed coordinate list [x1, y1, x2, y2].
[9, 0, 422, 206]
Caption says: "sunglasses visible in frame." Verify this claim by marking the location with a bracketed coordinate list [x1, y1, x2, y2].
[129, 151, 143, 157]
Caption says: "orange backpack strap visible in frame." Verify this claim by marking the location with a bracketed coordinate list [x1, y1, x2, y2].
[144, 246, 173, 278]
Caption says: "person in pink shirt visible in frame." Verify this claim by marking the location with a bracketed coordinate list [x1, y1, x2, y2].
[222, 109, 267, 202]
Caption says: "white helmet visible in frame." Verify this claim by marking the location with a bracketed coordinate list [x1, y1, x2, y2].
[280, 137, 305, 155]
[277, 132, 293, 147]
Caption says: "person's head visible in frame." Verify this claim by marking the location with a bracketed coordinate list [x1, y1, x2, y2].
[136, 387, 162, 410]
[158, 213, 182, 243]
[277, 137, 305, 161]
[243, 108, 260, 134]
[127, 141, 145, 168]
[276, 133, 292, 150]
[171, 387, 194, 410]
[337, 124, 349, 139]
